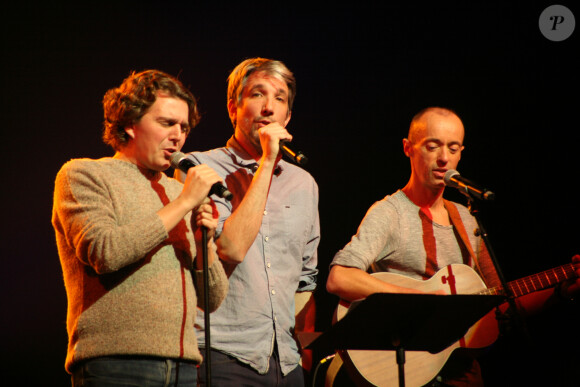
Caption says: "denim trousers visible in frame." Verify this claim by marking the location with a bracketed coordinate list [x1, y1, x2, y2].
[197, 348, 305, 387]
[71, 356, 198, 387]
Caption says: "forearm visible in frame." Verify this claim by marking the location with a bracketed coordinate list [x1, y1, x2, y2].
[195, 237, 218, 270]
[327, 265, 422, 302]
[217, 158, 276, 263]
[193, 256, 229, 313]
[156, 195, 193, 233]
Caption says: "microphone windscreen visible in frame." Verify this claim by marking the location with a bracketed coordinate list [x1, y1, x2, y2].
[170, 152, 186, 169]
[444, 169, 460, 187]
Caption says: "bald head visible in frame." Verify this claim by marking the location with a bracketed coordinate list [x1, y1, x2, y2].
[402, 107, 465, 193]
[408, 107, 464, 144]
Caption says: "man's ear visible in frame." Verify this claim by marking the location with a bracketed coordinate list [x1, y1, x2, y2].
[125, 125, 136, 139]
[402, 138, 412, 157]
[284, 110, 292, 127]
[227, 99, 237, 126]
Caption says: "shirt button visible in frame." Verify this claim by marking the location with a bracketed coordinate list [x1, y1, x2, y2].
[267, 263, 271, 268]
[264, 210, 268, 215]
[271, 289, 276, 295]
[265, 236, 269, 242]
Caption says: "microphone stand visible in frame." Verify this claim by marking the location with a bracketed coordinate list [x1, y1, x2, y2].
[463, 195, 528, 340]
[201, 226, 212, 386]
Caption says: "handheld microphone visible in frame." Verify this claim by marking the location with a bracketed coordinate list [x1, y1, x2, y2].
[280, 141, 308, 166]
[170, 152, 233, 201]
[444, 169, 495, 201]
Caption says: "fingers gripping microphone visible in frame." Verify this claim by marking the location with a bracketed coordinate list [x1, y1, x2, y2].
[170, 152, 233, 201]
[280, 141, 308, 166]
[444, 169, 495, 201]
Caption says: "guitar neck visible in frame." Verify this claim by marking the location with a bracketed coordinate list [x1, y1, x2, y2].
[486, 263, 576, 298]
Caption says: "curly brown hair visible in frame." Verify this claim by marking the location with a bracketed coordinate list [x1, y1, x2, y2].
[102, 70, 200, 150]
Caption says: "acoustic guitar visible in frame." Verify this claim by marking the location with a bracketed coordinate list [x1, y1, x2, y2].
[333, 263, 576, 387]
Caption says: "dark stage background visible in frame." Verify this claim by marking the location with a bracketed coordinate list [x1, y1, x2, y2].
[1, 2, 578, 386]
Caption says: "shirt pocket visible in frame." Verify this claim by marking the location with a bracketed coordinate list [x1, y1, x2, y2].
[281, 204, 312, 248]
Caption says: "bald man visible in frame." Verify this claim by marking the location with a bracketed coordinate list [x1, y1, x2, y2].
[326, 107, 579, 386]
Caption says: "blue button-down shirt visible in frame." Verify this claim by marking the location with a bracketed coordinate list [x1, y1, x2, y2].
[182, 137, 319, 375]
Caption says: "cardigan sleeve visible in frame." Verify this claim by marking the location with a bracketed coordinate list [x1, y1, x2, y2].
[193, 253, 229, 313]
[52, 160, 168, 274]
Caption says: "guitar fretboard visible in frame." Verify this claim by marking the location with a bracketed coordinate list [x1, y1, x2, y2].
[484, 263, 576, 297]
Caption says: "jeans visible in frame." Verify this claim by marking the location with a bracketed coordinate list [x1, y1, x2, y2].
[71, 356, 198, 387]
[198, 348, 305, 387]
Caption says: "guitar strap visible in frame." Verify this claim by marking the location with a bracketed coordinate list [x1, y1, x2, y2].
[444, 200, 489, 288]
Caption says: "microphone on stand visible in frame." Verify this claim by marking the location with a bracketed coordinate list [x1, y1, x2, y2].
[280, 141, 308, 166]
[444, 169, 495, 201]
[170, 152, 233, 201]
[170, 151, 217, 385]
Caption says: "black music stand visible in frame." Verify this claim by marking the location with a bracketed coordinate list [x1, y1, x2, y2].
[303, 293, 504, 387]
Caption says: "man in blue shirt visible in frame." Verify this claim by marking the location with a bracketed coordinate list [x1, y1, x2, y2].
[178, 57, 319, 386]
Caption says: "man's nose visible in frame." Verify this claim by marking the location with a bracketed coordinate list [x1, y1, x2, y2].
[262, 97, 274, 115]
[438, 147, 450, 163]
[168, 125, 184, 142]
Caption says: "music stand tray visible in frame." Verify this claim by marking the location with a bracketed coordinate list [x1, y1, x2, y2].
[304, 293, 504, 386]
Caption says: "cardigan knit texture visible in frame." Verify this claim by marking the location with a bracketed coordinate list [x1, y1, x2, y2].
[52, 157, 228, 373]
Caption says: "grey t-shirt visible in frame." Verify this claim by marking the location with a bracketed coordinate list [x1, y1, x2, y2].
[331, 190, 489, 281]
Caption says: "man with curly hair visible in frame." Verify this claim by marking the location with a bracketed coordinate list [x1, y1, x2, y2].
[52, 70, 229, 386]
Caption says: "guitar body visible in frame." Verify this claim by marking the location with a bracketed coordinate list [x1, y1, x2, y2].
[334, 264, 501, 387]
